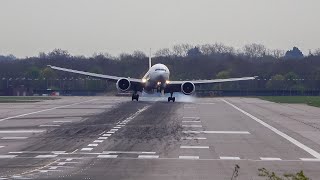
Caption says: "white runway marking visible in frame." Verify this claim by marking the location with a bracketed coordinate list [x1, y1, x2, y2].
[98, 155, 118, 158]
[106, 131, 115, 134]
[0, 155, 17, 158]
[0, 99, 97, 122]
[52, 151, 66, 154]
[182, 137, 207, 140]
[117, 125, 125, 127]
[98, 137, 108, 140]
[0, 130, 45, 133]
[0, 146, 4, 148]
[66, 158, 73, 161]
[182, 131, 250, 134]
[219, 156, 241, 160]
[103, 151, 156, 154]
[260, 157, 282, 161]
[1, 137, 28, 140]
[138, 155, 159, 159]
[182, 125, 203, 128]
[103, 134, 112, 137]
[180, 146, 209, 149]
[182, 121, 201, 123]
[49, 166, 58, 170]
[94, 140, 104, 143]
[81, 148, 93, 151]
[183, 117, 200, 119]
[39, 125, 60, 127]
[88, 144, 98, 147]
[179, 156, 199, 159]
[57, 162, 66, 165]
[35, 155, 58, 158]
[222, 99, 320, 159]
[110, 129, 118, 131]
[113, 127, 121, 129]
[53, 121, 72, 123]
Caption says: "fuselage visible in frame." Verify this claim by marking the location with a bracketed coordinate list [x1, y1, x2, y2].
[142, 63, 170, 92]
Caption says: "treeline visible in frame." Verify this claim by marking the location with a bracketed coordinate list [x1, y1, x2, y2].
[0, 43, 320, 91]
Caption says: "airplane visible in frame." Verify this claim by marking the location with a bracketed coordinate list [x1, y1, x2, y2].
[48, 55, 257, 102]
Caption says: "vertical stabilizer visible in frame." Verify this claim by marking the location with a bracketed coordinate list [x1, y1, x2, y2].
[149, 48, 152, 69]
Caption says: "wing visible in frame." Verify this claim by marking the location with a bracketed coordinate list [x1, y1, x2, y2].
[48, 65, 142, 83]
[165, 76, 257, 93]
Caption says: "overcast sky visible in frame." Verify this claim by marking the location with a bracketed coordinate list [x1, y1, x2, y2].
[0, 0, 319, 57]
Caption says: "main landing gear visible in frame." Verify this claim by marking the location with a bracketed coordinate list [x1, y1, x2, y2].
[132, 93, 139, 101]
[168, 92, 175, 102]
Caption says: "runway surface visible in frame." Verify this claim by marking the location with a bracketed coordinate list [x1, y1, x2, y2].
[0, 96, 320, 179]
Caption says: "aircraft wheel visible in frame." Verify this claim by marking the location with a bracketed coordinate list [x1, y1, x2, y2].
[172, 97, 175, 102]
[168, 97, 171, 102]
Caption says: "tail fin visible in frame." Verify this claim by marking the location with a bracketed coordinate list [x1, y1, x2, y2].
[149, 48, 152, 69]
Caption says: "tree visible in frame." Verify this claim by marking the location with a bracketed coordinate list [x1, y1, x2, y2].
[284, 47, 304, 59]
[172, 44, 193, 57]
[25, 67, 41, 79]
[155, 48, 172, 57]
[270, 49, 285, 59]
[266, 74, 285, 89]
[40, 67, 57, 79]
[243, 43, 267, 58]
[200, 43, 235, 55]
[132, 50, 147, 59]
[187, 46, 202, 57]
[48, 49, 70, 60]
[314, 49, 320, 56]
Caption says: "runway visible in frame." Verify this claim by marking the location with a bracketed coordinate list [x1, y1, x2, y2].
[0, 96, 320, 179]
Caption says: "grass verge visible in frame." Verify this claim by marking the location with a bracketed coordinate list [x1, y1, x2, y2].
[258, 96, 320, 108]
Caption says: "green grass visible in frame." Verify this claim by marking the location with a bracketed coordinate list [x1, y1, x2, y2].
[258, 96, 320, 108]
[0, 96, 60, 103]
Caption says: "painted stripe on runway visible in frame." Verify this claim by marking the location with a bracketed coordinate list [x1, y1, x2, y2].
[94, 140, 104, 143]
[0, 130, 45, 133]
[39, 125, 60, 127]
[98, 137, 108, 140]
[179, 156, 199, 159]
[182, 121, 201, 123]
[138, 155, 159, 159]
[300, 158, 320, 161]
[66, 158, 73, 161]
[0, 99, 97, 122]
[35, 155, 58, 158]
[113, 127, 121, 129]
[183, 117, 199, 119]
[1, 137, 28, 140]
[0, 155, 17, 158]
[117, 125, 125, 127]
[110, 129, 118, 131]
[182, 125, 202, 128]
[182, 137, 207, 140]
[180, 146, 209, 149]
[222, 99, 320, 159]
[0, 146, 4, 148]
[103, 134, 112, 137]
[53, 121, 72, 123]
[98, 155, 118, 158]
[260, 157, 282, 161]
[88, 144, 98, 147]
[81, 148, 93, 151]
[182, 131, 250, 134]
[49, 166, 58, 170]
[103, 151, 156, 154]
[52, 151, 66, 154]
[57, 162, 66, 165]
[220, 156, 241, 160]
[106, 131, 115, 134]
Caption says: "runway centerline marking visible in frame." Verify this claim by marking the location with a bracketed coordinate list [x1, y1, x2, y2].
[182, 121, 201, 123]
[39, 125, 60, 127]
[182, 137, 207, 140]
[183, 131, 250, 134]
[220, 156, 240, 160]
[0, 155, 17, 158]
[138, 155, 159, 159]
[1, 137, 28, 140]
[81, 148, 93, 151]
[180, 146, 209, 149]
[222, 99, 320, 159]
[0, 130, 45, 133]
[103, 151, 156, 154]
[0, 99, 97, 122]
[98, 155, 118, 158]
[182, 125, 202, 128]
[35, 155, 58, 158]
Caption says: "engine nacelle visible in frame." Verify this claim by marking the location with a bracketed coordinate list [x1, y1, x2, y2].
[116, 78, 131, 91]
[181, 82, 195, 95]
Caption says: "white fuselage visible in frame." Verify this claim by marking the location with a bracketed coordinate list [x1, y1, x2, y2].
[142, 63, 170, 92]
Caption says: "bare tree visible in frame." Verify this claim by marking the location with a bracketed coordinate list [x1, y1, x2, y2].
[243, 43, 267, 58]
[200, 43, 235, 55]
[155, 48, 172, 57]
[314, 49, 320, 56]
[132, 50, 147, 59]
[172, 44, 193, 57]
[269, 49, 285, 59]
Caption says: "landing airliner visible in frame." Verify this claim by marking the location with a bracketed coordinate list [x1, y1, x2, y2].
[48, 56, 256, 102]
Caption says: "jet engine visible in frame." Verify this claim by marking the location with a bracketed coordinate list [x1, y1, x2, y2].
[116, 78, 131, 91]
[181, 82, 195, 95]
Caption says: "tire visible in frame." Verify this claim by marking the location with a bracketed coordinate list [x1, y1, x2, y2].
[172, 97, 175, 102]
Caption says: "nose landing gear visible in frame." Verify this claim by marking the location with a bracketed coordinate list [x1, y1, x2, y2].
[168, 92, 175, 102]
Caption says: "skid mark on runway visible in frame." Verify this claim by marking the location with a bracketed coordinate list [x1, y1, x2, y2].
[80, 105, 151, 152]
[222, 99, 320, 160]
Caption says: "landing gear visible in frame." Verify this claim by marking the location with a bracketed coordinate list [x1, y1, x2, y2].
[132, 93, 139, 101]
[168, 92, 175, 102]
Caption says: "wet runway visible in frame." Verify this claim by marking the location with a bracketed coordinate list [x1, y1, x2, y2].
[0, 96, 320, 179]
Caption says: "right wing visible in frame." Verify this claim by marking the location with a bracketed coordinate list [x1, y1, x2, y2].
[48, 65, 142, 83]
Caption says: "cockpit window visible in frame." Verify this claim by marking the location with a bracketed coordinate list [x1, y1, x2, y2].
[155, 69, 166, 72]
